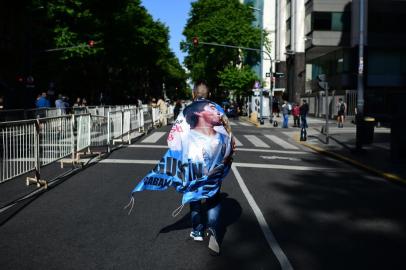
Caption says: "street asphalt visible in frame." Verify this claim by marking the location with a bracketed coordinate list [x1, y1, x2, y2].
[1, 119, 406, 270]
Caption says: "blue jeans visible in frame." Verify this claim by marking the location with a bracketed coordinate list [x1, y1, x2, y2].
[190, 192, 221, 233]
[300, 115, 308, 128]
[282, 114, 289, 128]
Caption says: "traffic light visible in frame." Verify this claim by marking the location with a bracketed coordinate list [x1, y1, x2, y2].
[273, 72, 285, 78]
[192, 37, 199, 47]
[317, 74, 328, 90]
[16, 75, 24, 83]
[87, 40, 95, 47]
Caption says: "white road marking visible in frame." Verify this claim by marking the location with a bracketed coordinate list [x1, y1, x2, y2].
[128, 144, 168, 149]
[229, 122, 237, 126]
[233, 136, 243, 146]
[231, 165, 294, 270]
[244, 135, 269, 148]
[233, 162, 348, 172]
[260, 155, 301, 161]
[239, 122, 253, 126]
[237, 148, 307, 155]
[265, 135, 299, 150]
[374, 143, 390, 150]
[99, 159, 158, 164]
[141, 132, 167, 143]
[128, 144, 308, 155]
[96, 159, 343, 173]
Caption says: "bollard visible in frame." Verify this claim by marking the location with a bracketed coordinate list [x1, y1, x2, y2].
[300, 127, 307, 141]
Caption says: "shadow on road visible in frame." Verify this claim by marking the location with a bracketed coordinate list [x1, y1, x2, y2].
[156, 193, 242, 245]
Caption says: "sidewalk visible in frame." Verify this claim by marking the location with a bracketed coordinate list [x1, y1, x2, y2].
[242, 115, 406, 185]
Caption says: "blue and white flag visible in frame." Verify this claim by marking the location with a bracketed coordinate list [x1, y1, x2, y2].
[127, 99, 233, 211]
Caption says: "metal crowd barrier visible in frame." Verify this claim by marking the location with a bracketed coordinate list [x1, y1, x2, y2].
[38, 115, 74, 166]
[76, 114, 91, 155]
[90, 115, 108, 147]
[0, 119, 37, 183]
[152, 107, 160, 126]
[0, 104, 174, 187]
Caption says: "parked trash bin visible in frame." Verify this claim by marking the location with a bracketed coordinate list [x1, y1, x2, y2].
[360, 117, 375, 144]
[391, 115, 406, 160]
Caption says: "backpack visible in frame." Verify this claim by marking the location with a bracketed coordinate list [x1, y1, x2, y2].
[340, 102, 345, 111]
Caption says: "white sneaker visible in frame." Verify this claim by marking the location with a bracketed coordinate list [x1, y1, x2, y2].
[189, 231, 204, 241]
[207, 228, 220, 255]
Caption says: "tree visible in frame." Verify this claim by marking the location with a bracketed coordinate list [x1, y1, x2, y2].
[27, 0, 187, 105]
[181, 0, 263, 101]
[218, 65, 258, 98]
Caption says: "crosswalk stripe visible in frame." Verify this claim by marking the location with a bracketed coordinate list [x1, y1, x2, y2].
[229, 122, 237, 126]
[233, 136, 243, 146]
[243, 135, 269, 148]
[141, 132, 166, 143]
[265, 135, 299, 150]
[239, 122, 252, 126]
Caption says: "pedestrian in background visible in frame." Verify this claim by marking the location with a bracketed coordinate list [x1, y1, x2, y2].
[174, 99, 182, 119]
[157, 96, 168, 126]
[292, 103, 300, 127]
[281, 100, 291, 128]
[337, 98, 346, 128]
[55, 94, 68, 114]
[36, 92, 50, 108]
[300, 99, 309, 128]
[73, 97, 82, 107]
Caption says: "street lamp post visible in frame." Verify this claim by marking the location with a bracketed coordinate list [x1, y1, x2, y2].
[250, 6, 265, 125]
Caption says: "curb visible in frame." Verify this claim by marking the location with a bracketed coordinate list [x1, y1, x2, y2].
[240, 117, 260, 127]
[293, 134, 406, 186]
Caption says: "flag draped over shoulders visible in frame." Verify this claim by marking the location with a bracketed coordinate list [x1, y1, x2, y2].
[129, 99, 233, 206]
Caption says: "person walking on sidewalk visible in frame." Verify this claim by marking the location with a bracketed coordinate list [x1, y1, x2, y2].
[157, 96, 168, 126]
[337, 98, 346, 128]
[299, 99, 309, 128]
[292, 103, 300, 127]
[281, 100, 291, 128]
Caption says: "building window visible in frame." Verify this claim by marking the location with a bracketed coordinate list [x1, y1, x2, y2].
[286, 18, 291, 47]
[312, 12, 349, 32]
[313, 12, 331, 31]
[305, 13, 312, 34]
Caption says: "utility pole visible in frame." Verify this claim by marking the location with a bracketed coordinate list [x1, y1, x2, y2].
[317, 74, 329, 144]
[356, 0, 366, 150]
[249, 6, 265, 125]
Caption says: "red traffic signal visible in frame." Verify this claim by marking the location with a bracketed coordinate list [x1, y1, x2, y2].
[192, 37, 199, 47]
[87, 40, 95, 47]
[16, 75, 24, 83]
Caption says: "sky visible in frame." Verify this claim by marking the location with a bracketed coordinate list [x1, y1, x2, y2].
[141, 1, 195, 66]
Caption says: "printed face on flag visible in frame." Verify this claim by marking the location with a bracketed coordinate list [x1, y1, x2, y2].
[131, 99, 234, 206]
[194, 104, 222, 127]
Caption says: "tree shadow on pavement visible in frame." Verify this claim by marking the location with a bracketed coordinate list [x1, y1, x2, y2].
[258, 169, 406, 270]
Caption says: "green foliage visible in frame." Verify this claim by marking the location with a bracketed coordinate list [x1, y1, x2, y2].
[28, 0, 187, 104]
[218, 66, 259, 97]
[182, 0, 264, 101]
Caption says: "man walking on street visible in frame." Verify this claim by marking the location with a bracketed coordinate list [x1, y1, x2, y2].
[128, 81, 235, 257]
[181, 81, 234, 255]
[300, 99, 309, 128]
